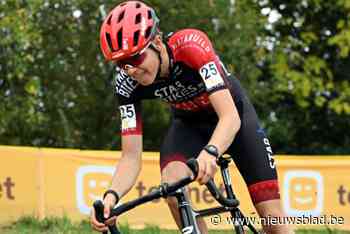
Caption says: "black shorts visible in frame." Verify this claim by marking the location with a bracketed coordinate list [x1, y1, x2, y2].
[160, 96, 280, 204]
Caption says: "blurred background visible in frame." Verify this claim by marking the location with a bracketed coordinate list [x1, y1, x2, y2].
[1, 0, 349, 154]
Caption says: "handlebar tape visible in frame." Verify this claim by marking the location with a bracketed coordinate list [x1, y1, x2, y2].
[93, 200, 121, 234]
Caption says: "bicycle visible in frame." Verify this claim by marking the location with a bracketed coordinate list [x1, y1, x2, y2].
[93, 155, 260, 234]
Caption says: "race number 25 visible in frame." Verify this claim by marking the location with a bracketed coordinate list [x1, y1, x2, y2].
[119, 104, 136, 130]
[199, 62, 224, 90]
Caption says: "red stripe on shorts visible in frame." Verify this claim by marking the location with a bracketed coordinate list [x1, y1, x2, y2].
[248, 179, 280, 204]
[160, 153, 187, 172]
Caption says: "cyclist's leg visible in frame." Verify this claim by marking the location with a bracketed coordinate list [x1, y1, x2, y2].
[160, 118, 208, 234]
[228, 101, 294, 234]
[161, 162, 208, 233]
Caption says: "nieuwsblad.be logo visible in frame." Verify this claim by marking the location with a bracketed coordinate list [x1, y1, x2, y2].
[76, 166, 115, 214]
[283, 170, 324, 217]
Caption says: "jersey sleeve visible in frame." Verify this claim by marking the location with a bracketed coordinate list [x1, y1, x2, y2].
[168, 29, 227, 93]
[113, 67, 143, 136]
[118, 97, 142, 136]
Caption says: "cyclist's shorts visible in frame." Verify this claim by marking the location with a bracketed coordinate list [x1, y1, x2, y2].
[160, 95, 280, 204]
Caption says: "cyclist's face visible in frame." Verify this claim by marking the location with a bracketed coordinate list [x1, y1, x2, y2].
[120, 47, 160, 86]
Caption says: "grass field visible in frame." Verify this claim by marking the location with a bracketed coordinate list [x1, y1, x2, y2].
[1, 217, 349, 234]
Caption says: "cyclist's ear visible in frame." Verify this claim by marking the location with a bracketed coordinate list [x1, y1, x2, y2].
[151, 35, 163, 50]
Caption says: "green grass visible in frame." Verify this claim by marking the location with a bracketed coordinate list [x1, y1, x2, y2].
[0, 217, 349, 234]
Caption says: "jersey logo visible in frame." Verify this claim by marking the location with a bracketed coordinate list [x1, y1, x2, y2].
[154, 81, 204, 102]
[173, 65, 183, 76]
[114, 68, 138, 98]
[263, 138, 275, 169]
[119, 104, 137, 131]
[199, 62, 225, 91]
[171, 33, 210, 52]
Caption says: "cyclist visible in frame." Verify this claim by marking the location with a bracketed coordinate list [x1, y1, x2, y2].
[91, 1, 293, 233]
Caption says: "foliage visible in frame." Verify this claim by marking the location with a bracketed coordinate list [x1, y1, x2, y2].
[0, 0, 349, 153]
[0, 0, 129, 149]
[255, 0, 350, 153]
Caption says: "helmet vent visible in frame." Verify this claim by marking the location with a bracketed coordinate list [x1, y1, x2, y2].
[136, 2, 141, 8]
[145, 26, 152, 39]
[106, 15, 112, 25]
[135, 13, 141, 24]
[133, 30, 140, 46]
[106, 33, 116, 52]
[117, 28, 123, 49]
[147, 10, 152, 19]
[118, 10, 125, 23]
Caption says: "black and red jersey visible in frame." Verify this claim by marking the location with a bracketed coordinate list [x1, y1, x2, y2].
[114, 28, 244, 136]
[113, 28, 279, 206]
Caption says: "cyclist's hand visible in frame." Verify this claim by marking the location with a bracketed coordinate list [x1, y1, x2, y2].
[90, 207, 108, 233]
[196, 151, 218, 185]
[103, 193, 118, 226]
[90, 193, 117, 232]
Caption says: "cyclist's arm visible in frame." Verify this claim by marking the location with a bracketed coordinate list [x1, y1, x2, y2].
[111, 68, 143, 198]
[94, 69, 144, 229]
[93, 134, 142, 230]
[207, 89, 241, 155]
[173, 29, 241, 154]
[110, 134, 143, 198]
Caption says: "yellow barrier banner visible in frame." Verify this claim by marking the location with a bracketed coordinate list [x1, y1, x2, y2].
[0, 147, 40, 222]
[1, 145, 350, 230]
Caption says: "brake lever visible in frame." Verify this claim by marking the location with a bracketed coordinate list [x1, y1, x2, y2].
[186, 159, 238, 207]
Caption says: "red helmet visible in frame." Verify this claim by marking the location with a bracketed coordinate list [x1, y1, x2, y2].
[100, 1, 160, 61]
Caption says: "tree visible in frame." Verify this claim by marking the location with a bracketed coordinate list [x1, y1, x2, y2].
[0, 0, 264, 150]
[255, 0, 350, 153]
[1, 0, 348, 154]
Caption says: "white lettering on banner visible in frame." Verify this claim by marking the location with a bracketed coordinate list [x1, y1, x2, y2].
[120, 104, 137, 131]
[212, 214, 345, 226]
[76, 166, 115, 214]
[283, 170, 324, 217]
[2, 146, 350, 229]
[199, 62, 224, 91]
[171, 33, 211, 52]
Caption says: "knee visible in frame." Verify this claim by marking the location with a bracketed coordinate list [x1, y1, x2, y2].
[161, 161, 191, 210]
[255, 199, 286, 218]
[161, 161, 191, 184]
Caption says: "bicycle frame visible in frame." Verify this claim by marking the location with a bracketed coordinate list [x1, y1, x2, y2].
[94, 157, 260, 234]
[173, 155, 259, 234]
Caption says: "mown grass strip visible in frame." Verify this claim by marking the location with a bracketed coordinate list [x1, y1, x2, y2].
[0, 216, 349, 234]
